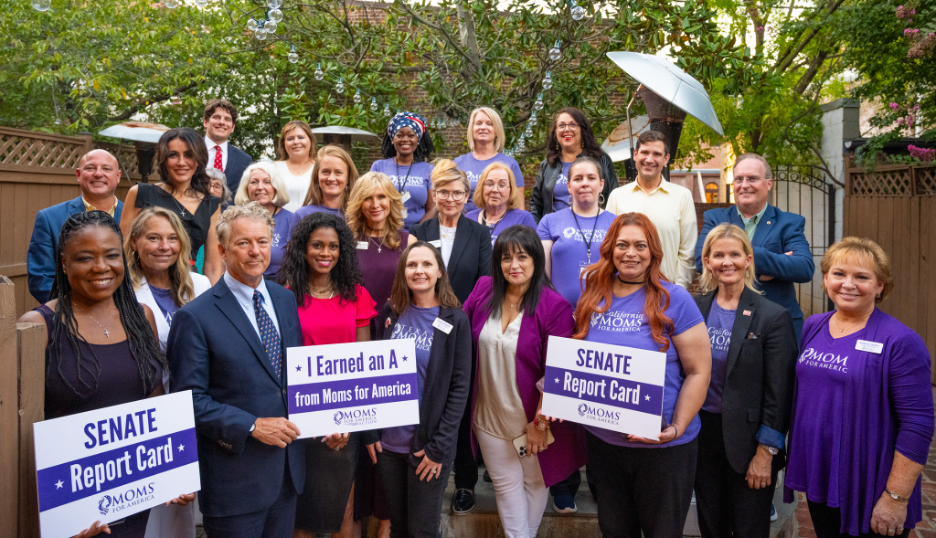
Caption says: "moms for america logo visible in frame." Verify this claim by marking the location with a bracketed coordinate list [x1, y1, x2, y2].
[391, 323, 433, 352]
[562, 227, 609, 243]
[708, 327, 730, 353]
[577, 403, 622, 426]
[97, 482, 156, 515]
[591, 310, 643, 332]
[799, 347, 849, 373]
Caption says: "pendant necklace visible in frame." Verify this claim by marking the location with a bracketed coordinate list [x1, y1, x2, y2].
[371, 235, 386, 254]
[75, 305, 112, 337]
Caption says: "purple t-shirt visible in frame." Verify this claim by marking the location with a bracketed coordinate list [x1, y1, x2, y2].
[295, 204, 343, 221]
[370, 159, 435, 231]
[149, 285, 179, 326]
[537, 208, 616, 308]
[453, 152, 525, 214]
[552, 162, 573, 212]
[381, 305, 438, 454]
[465, 208, 537, 245]
[702, 300, 734, 413]
[583, 282, 704, 448]
[267, 208, 300, 278]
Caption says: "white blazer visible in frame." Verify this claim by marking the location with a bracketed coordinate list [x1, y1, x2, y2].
[136, 273, 212, 352]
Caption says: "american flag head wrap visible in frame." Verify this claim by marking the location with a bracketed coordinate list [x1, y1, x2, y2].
[387, 112, 427, 142]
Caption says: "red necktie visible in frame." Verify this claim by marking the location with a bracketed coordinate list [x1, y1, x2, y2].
[213, 145, 223, 171]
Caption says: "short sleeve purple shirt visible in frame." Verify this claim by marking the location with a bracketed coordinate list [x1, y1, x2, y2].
[453, 152, 525, 214]
[267, 208, 300, 277]
[537, 208, 616, 308]
[583, 282, 704, 448]
[370, 159, 435, 231]
[551, 162, 573, 212]
[465, 208, 537, 245]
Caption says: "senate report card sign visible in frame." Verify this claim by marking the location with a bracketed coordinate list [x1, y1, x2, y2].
[287, 339, 420, 438]
[33, 391, 200, 538]
[542, 336, 667, 439]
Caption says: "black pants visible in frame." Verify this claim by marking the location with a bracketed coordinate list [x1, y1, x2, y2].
[377, 450, 452, 538]
[203, 471, 297, 538]
[587, 432, 697, 538]
[694, 411, 777, 538]
[807, 501, 912, 538]
[549, 467, 599, 500]
[453, 384, 478, 491]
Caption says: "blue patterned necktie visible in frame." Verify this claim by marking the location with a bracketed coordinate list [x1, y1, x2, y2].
[253, 290, 282, 378]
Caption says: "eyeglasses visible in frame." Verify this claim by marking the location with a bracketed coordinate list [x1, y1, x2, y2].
[734, 176, 764, 185]
[435, 190, 467, 201]
[557, 123, 579, 131]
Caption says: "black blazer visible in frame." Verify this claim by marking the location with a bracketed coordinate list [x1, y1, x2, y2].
[409, 215, 492, 304]
[223, 144, 254, 202]
[695, 287, 798, 474]
[364, 304, 472, 466]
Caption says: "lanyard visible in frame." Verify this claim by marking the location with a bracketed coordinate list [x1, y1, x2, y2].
[394, 158, 413, 195]
[571, 208, 600, 264]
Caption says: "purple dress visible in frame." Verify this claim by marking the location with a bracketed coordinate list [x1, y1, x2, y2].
[464, 208, 537, 245]
[369, 159, 435, 231]
[462, 276, 587, 487]
[453, 152, 525, 214]
[784, 309, 934, 535]
[356, 231, 409, 313]
[267, 207, 300, 278]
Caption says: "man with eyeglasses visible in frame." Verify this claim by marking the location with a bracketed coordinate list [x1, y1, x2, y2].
[27, 149, 125, 303]
[694, 153, 815, 340]
[605, 130, 698, 289]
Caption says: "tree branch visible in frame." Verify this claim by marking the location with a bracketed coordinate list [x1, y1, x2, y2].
[106, 81, 199, 122]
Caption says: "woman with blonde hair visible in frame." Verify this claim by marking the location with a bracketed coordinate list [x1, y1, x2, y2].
[465, 162, 536, 245]
[784, 237, 934, 537]
[235, 160, 299, 280]
[574, 212, 711, 538]
[454, 107, 526, 212]
[274, 120, 318, 212]
[693, 223, 797, 538]
[297, 145, 360, 220]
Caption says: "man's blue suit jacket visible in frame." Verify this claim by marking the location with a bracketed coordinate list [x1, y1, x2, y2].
[695, 205, 815, 329]
[27, 196, 124, 303]
[167, 277, 305, 518]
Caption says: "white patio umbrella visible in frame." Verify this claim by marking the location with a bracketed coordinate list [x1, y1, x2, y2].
[98, 121, 171, 144]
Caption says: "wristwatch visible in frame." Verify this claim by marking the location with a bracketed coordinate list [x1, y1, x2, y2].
[885, 489, 909, 502]
[758, 443, 779, 456]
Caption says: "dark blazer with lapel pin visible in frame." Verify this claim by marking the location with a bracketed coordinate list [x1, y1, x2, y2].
[695, 205, 814, 337]
[167, 276, 304, 517]
[364, 303, 472, 466]
[222, 144, 253, 204]
[695, 287, 798, 473]
[409, 215, 493, 304]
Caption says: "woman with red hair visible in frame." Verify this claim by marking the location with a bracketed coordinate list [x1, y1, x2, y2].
[574, 212, 711, 538]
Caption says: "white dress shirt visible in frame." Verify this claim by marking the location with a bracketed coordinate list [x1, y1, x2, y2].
[605, 179, 698, 289]
[223, 271, 281, 338]
[274, 160, 314, 213]
[205, 136, 230, 172]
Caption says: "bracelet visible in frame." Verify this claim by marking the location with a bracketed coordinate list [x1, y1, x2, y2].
[885, 489, 910, 503]
[669, 424, 679, 438]
[534, 416, 550, 431]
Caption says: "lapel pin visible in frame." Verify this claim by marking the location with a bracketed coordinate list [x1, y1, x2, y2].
[766, 221, 771, 225]
[743, 309, 752, 316]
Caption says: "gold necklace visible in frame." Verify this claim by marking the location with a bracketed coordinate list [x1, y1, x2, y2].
[310, 284, 335, 299]
[832, 312, 867, 334]
[506, 293, 523, 309]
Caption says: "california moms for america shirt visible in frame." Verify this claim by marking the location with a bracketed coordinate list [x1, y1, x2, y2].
[370, 159, 435, 231]
[537, 208, 616, 308]
[583, 281, 705, 448]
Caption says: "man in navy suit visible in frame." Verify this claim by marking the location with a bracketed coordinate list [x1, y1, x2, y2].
[27, 149, 124, 303]
[168, 202, 304, 537]
[695, 153, 815, 339]
[203, 98, 253, 202]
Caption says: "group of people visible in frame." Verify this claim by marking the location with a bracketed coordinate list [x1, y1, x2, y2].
[22, 97, 934, 538]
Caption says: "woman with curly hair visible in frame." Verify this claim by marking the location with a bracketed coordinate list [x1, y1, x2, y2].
[19, 211, 193, 538]
[370, 112, 436, 231]
[574, 212, 710, 538]
[121, 127, 223, 283]
[280, 212, 378, 538]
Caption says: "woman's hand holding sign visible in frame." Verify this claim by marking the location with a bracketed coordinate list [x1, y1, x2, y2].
[323, 432, 350, 450]
[626, 424, 679, 445]
[73, 520, 110, 537]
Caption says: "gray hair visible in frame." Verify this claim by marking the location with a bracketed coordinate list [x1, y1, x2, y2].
[734, 153, 773, 180]
[205, 168, 233, 205]
[235, 161, 290, 207]
[216, 201, 276, 248]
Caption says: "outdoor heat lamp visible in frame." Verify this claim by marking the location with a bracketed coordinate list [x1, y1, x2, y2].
[98, 122, 172, 183]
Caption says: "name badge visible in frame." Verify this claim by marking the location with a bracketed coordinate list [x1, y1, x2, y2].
[356, 241, 369, 250]
[401, 191, 412, 203]
[579, 261, 588, 276]
[429, 240, 442, 248]
[433, 317, 453, 334]
[400, 207, 408, 219]
[856, 340, 883, 354]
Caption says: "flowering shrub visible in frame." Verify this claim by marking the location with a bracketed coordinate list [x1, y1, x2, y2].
[908, 144, 936, 163]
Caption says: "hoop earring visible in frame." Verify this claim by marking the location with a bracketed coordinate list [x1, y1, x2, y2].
[598, 193, 605, 205]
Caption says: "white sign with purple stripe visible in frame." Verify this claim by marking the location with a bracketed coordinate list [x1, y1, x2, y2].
[287, 339, 419, 438]
[542, 336, 667, 439]
[33, 391, 200, 538]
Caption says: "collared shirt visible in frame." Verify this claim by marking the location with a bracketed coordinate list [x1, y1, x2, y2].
[223, 271, 281, 339]
[205, 136, 230, 171]
[605, 178, 698, 289]
[738, 204, 769, 240]
[82, 197, 119, 217]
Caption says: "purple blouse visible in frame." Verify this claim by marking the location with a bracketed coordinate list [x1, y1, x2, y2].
[784, 309, 934, 535]
[462, 276, 587, 487]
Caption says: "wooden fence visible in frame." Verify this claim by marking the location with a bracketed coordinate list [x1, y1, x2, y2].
[0, 277, 46, 538]
[843, 156, 936, 380]
[0, 126, 140, 317]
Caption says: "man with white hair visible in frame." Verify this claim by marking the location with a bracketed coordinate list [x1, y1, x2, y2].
[27, 149, 124, 303]
[168, 202, 304, 537]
